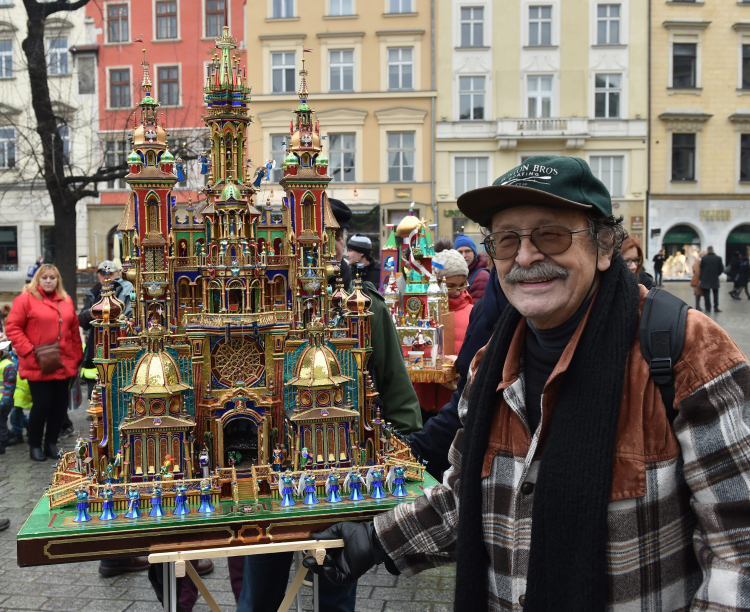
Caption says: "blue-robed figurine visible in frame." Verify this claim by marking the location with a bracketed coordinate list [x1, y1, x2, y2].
[272, 444, 284, 472]
[278, 470, 296, 507]
[149, 484, 166, 517]
[325, 472, 342, 503]
[124, 485, 142, 518]
[175, 156, 186, 182]
[387, 465, 408, 497]
[298, 471, 319, 505]
[198, 479, 215, 513]
[99, 483, 117, 521]
[173, 481, 190, 515]
[345, 470, 364, 501]
[367, 467, 387, 500]
[199, 151, 210, 175]
[74, 487, 91, 522]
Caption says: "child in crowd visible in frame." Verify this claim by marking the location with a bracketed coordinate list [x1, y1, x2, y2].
[0, 340, 18, 453]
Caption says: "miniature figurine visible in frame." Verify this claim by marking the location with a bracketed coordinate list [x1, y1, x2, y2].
[198, 479, 215, 513]
[300, 446, 313, 468]
[199, 446, 210, 478]
[160, 455, 174, 480]
[173, 480, 190, 515]
[74, 437, 87, 473]
[272, 444, 285, 472]
[175, 156, 186, 182]
[297, 471, 319, 505]
[344, 470, 364, 501]
[149, 484, 166, 517]
[199, 151, 210, 174]
[103, 458, 115, 484]
[387, 465, 408, 497]
[325, 471, 342, 503]
[113, 449, 122, 482]
[367, 466, 387, 500]
[124, 484, 142, 518]
[278, 470, 296, 507]
[99, 483, 117, 521]
[74, 487, 91, 522]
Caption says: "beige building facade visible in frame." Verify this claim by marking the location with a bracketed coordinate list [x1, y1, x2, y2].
[648, 1, 750, 267]
[434, 0, 647, 248]
[245, 0, 435, 253]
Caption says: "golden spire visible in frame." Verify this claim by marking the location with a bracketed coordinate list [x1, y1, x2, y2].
[298, 53, 310, 101]
[141, 48, 152, 96]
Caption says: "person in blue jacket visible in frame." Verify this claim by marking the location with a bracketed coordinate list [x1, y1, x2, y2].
[409, 266, 508, 481]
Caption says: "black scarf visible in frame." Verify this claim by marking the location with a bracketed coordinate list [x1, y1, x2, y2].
[454, 256, 640, 612]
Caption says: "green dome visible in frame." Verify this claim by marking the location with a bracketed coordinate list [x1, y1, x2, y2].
[127, 151, 141, 165]
[220, 181, 243, 202]
[282, 152, 299, 168]
[315, 154, 328, 166]
[141, 96, 157, 106]
[161, 150, 175, 163]
[296, 102, 310, 112]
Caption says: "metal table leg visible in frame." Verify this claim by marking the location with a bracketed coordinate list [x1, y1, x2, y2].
[313, 573, 319, 612]
[163, 561, 177, 612]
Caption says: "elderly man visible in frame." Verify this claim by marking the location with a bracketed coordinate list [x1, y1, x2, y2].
[305, 156, 750, 612]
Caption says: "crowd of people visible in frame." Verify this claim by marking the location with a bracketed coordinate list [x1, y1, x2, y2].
[2, 157, 750, 612]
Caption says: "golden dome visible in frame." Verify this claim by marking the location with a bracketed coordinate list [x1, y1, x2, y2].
[396, 214, 421, 237]
[132, 123, 168, 147]
[90, 282, 124, 322]
[345, 279, 372, 315]
[287, 342, 351, 388]
[288, 129, 321, 153]
[124, 350, 190, 395]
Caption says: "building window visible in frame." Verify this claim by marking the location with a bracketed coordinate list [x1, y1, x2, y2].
[109, 69, 130, 107]
[206, 0, 225, 37]
[459, 76, 485, 120]
[460, 7, 484, 47]
[78, 56, 95, 93]
[271, 51, 296, 93]
[594, 74, 620, 118]
[47, 38, 68, 75]
[673, 43, 697, 88]
[387, 47, 413, 91]
[455, 157, 488, 197]
[0, 41, 11, 79]
[329, 49, 354, 92]
[330, 0, 353, 16]
[672, 133, 695, 181]
[596, 4, 620, 45]
[59, 125, 70, 165]
[741, 135, 750, 181]
[590, 155, 623, 197]
[329, 133, 355, 182]
[270, 134, 286, 182]
[389, 0, 412, 12]
[107, 3, 128, 43]
[0, 226, 17, 271]
[156, 1, 177, 39]
[387, 132, 415, 182]
[0, 127, 15, 169]
[527, 75, 552, 118]
[272, 0, 294, 18]
[104, 141, 128, 189]
[529, 6, 552, 46]
[743, 45, 750, 89]
[158, 66, 179, 105]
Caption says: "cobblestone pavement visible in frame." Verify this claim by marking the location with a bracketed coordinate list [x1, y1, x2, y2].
[3, 280, 748, 612]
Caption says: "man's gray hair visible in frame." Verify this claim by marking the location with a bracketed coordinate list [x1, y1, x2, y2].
[587, 214, 627, 256]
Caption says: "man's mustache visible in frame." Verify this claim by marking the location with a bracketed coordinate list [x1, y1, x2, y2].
[503, 260, 569, 284]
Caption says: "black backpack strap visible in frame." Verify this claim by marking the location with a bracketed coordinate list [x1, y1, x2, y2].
[638, 287, 690, 424]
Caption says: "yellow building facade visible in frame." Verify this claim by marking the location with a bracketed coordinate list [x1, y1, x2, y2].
[435, 0, 647, 246]
[244, 0, 435, 253]
[648, 1, 750, 266]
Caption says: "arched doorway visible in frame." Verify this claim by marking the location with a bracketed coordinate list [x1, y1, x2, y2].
[223, 416, 258, 468]
[662, 224, 700, 257]
[226, 280, 244, 313]
[725, 224, 750, 261]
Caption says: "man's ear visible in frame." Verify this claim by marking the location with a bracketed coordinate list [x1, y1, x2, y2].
[597, 247, 614, 273]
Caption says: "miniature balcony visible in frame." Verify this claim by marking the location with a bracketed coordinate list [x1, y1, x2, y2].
[174, 256, 207, 268]
[182, 309, 294, 328]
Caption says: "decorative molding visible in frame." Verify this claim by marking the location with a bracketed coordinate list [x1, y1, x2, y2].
[659, 111, 712, 131]
[316, 31, 365, 38]
[662, 19, 711, 30]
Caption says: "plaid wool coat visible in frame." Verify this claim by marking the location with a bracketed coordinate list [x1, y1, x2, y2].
[374, 286, 750, 611]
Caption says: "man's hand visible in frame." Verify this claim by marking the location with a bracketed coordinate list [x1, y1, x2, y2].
[302, 521, 392, 584]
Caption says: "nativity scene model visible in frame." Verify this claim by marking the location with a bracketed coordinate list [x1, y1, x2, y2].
[17, 30, 435, 563]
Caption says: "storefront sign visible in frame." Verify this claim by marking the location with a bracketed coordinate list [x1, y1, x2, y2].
[443, 210, 465, 218]
[631, 216, 644, 230]
[700, 209, 731, 221]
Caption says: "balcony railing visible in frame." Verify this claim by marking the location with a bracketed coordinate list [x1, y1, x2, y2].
[182, 310, 293, 328]
[516, 118, 568, 131]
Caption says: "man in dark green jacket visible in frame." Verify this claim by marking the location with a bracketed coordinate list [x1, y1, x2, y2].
[233, 199, 421, 612]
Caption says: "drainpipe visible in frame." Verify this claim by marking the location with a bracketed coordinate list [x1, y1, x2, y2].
[646, 0, 652, 259]
[430, 0, 436, 226]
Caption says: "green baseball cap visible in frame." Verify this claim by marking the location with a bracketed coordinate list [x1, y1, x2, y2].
[457, 155, 612, 226]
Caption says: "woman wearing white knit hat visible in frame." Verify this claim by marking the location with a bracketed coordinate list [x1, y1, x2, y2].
[413, 248, 474, 421]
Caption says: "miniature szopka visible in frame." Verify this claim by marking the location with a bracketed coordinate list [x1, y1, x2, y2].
[74, 487, 91, 522]
[325, 471, 342, 503]
[198, 479, 215, 513]
[99, 483, 116, 521]
[124, 484, 142, 518]
[149, 484, 166, 517]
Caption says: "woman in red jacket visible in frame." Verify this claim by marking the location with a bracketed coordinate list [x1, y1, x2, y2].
[6, 265, 82, 461]
[413, 249, 474, 422]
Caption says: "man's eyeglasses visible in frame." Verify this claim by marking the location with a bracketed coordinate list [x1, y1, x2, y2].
[483, 226, 591, 261]
[623, 257, 643, 266]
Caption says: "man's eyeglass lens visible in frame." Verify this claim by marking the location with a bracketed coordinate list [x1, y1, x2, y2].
[483, 226, 587, 260]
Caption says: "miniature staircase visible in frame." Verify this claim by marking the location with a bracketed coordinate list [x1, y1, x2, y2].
[237, 478, 256, 501]
[46, 476, 88, 509]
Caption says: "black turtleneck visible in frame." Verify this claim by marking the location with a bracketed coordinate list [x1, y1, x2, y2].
[523, 297, 592, 434]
